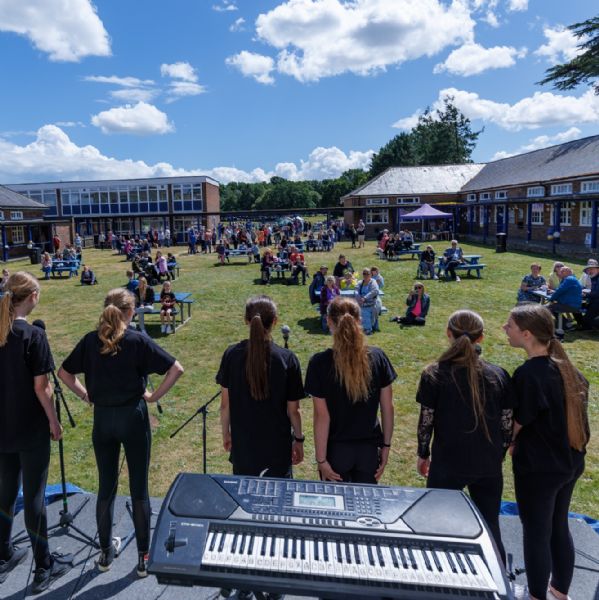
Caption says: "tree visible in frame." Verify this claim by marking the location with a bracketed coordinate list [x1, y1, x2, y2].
[255, 178, 320, 210]
[368, 98, 481, 177]
[319, 169, 370, 207]
[538, 16, 599, 95]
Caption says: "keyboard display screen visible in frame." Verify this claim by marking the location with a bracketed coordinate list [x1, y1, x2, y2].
[294, 492, 345, 510]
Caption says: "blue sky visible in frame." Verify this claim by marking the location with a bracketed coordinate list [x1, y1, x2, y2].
[0, 0, 597, 184]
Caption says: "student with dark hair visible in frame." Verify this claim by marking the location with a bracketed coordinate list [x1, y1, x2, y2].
[504, 303, 590, 600]
[0, 272, 73, 593]
[306, 296, 396, 484]
[58, 289, 184, 578]
[391, 282, 430, 326]
[217, 295, 305, 478]
[416, 310, 513, 564]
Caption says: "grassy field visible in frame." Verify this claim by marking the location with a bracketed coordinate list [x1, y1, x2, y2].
[13, 240, 599, 516]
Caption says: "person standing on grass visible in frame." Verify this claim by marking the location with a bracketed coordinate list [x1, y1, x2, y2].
[416, 309, 513, 565]
[504, 303, 589, 600]
[58, 288, 183, 579]
[0, 272, 74, 593]
[306, 296, 395, 484]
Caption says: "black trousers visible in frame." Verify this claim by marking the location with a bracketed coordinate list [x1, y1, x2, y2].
[514, 463, 584, 599]
[327, 441, 378, 484]
[93, 400, 151, 553]
[427, 468, 506, 565]
[445, 260, 461, 280]
[398, 313, 426, 326]
[0, 438, 51, 569]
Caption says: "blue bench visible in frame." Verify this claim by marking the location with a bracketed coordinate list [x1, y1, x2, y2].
[47, 261, 80, 278]
[437, 255, 486, 279]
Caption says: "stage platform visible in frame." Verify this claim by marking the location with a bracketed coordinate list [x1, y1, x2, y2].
[2, 493, 598, 599]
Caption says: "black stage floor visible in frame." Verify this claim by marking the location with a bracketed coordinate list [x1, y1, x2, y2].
[2, 493, 598, 599]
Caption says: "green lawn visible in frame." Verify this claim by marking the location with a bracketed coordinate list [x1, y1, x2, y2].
[14, 241, 599, 516]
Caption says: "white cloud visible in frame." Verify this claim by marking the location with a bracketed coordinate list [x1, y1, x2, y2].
[165, 81, 206, 102]
[91, 102, 174, 135]
[491, 127, 582, 160]
[394, 87, 599, 131]
[0, 126, 371, 184]
[534, 25, 582, 65]
[0, 0, 110, 61]
[226, 51, 275, 84]
[507, 0, 528, 11]
[212, 1, 237, 12]
[434, 42, 526, 76]
[110, 88, 159, 103]
[160, 61, 197, 82]
[231, 0, 474, 83]
[85, 75, 155, 87]
[230, 17, 245, 32]
[54, 121, 85, 128]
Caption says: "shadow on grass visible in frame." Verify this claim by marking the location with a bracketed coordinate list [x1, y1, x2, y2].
[251, 278, 292, 286]
[297, 316, 326, 335]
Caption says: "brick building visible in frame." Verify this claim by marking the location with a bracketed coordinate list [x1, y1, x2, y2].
[342, 135, 599, 254]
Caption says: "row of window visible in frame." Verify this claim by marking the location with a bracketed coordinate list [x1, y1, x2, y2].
[0, 211, 23, 220]
[366, 197, 420, 205]
[466, 181, 599, 202]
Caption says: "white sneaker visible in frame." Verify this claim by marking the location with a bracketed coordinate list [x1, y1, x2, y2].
[433, 275, 438, 280]
[161, 324, 166, 333]
[512, 583, 529, 599]
[455, 276, 461, 282]
[168, 325, 174, 334]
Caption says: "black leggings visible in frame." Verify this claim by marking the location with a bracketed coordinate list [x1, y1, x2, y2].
[93, 400, 151, 553]
[427, 468, 505, 565]
[514, 463, 584, 599]
[327, 442, 378, 484]
[0, 438, 51, 569]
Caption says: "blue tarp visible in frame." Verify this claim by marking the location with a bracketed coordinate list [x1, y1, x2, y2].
[16, 483, 87, 514]
[501, 500, 599, 535]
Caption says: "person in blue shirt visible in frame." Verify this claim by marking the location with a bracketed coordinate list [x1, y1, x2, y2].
[548, 266, 583, 329]
[441, 240, 465, 282]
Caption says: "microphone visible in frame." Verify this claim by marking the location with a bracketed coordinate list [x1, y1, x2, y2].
[281, 325, 290, 349]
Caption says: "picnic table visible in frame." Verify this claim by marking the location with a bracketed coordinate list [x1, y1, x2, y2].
[225, 248, 253, 263]
[134, 292, 194, 334]
[437, 255, 486, 279]
[377, 244, 421, 260]
[47, 261, 80, 278]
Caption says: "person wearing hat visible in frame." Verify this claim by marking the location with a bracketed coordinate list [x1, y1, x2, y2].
[579, 258, 598, 289]
[309, 265, 328, 304]
[580, 259, 599, 330]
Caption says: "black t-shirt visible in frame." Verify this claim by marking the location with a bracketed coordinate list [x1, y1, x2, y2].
[304, 347, 396, 444]
[333, 261, 353, 278]
[62, 329, 175, 407]
[160, 291, 176, 306]
[216, 340, 305, 476]
[0, 319, 54, 452]
[512, 356, 588, 475]
[416, 360, 514, 477]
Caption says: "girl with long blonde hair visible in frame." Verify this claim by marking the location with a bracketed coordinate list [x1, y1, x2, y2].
[58, 288, 183, 577]
[0, 272, 73, 592]
[306, 296, 396, 483]
[416, 309, 513, 564]
[504, 303, 590, 600]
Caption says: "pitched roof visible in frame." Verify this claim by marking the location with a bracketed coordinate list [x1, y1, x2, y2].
[345, 164, 485, 198]
[0, 185, 47, 209]
[401, 203, 453, 218]
[462, 135, 599, 192]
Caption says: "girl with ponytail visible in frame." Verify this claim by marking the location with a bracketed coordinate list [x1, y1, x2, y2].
[0, 272, 73, 592]
[58, 288, 183, 577]
[217, 295, 305, 478]
[305, 296, 396, 483]
[504, 303, 590, 600]
[416, 310, 513, 564]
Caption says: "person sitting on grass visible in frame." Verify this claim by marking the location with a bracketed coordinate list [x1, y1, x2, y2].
[134, 277, 155, 309]
[159, 281, 177, 334]
[419, 245, 437, 280]
[320, 275, 340, 333]
[333, 254, 354, 282]
[517, 263, 546, 303]
[80, 265, 96, 285]
[391, 282, 430, 326]
[370, 266, 384, 289]
[548, 261, 565, 291]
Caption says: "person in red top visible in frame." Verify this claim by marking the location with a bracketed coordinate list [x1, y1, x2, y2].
[289, 246, 308, 285]
[391, 282, 431, 326]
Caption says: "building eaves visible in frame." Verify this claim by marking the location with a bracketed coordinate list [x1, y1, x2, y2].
[0, 185, 47, 209]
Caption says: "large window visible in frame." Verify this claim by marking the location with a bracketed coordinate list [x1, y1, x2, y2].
[11, 226, 25, 244]
[495, 190, 508, 200]
[10, 211, 23, 220]
[527, 186, 545, 198]
[466, 193, 476, 202]
[581, 181, 599, 194]
[551, 183, 572, 196]
[366, 208, 388, 224]
[173, 183, 202, 212]
[550, 202, 574, 226]
[530, 203, 544, 225]
[580, 201, 599, 226]
[397, 197, 419, 204]
[366, 197, 388, 205]
[480, 192, 491, 201]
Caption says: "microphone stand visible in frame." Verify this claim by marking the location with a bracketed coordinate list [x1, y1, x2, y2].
[170, 390, 221, 474]
[15, 370, 99, 548]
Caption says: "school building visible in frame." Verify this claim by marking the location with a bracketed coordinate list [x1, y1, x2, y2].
[342, 134, 599, 255]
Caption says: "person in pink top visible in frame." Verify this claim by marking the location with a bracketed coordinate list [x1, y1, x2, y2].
[391, 282, 430, 326]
